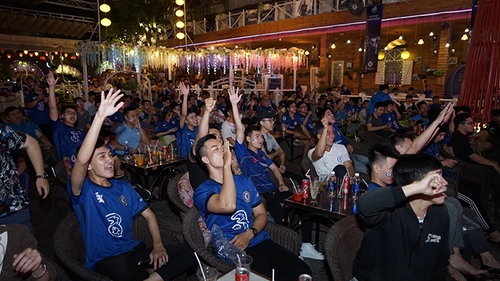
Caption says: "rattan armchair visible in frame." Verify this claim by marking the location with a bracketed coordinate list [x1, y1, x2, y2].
[324, 215, 364, 281]
[182, 207, 300, 274]
[53, 213, 186, 281]
[167, 172, 191, 220]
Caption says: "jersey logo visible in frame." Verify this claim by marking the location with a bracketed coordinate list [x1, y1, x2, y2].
[231, 210, 249, 231]
[253, 157, 258, 163]
[119, 195, 128, 206]
[425, 233, 441, 243]
[70, 130, 81, 143]
[106, 213, 123, 238]
[95, 192, 105, 203]
[242, 191, 251, 203]
[337, 156, 343, 162]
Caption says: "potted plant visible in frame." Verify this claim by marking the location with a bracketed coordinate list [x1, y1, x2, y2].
[433, 70, 445, 85]
[315, 70, 326, 83]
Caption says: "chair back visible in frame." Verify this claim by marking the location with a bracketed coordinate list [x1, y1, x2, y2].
[52, 160, 68, 186]
[357, 124, 388, 146]
[324, 216, 364, 281]
[301, 156, 318, 179]
[167, 172, 192, 219]
[182, 207, 233, 273]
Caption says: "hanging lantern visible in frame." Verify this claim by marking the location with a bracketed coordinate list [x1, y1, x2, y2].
[19, 52, 23, 57]
[99, 3, 111, 13]
[23, 50, 28, 55]
[175, 9, 184, 17]
[101, 18, 112, 27]
[7, 54, 11, 59]
[40, 56, 46, 61]
[176, 32, 185, 40]
[45, 52, 49, 56]
[54, 51, 59, 55]
[377, 51, 385, 60]
[400, 50, 410, 60]
[330, 43, 336, 49]
[70, 55, 77, 60]
[175, 0, 184, 5]
[64, 53, 68, 57]
[461, 33, 469, 41]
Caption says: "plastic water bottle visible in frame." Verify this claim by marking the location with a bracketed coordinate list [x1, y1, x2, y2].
[352, 173, 360, 199]
[124, 141, 131, 161]
[327, 171, 336, 199]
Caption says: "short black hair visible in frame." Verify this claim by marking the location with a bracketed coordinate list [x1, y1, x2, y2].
[393, 154, 442, 186]
[454, 113, 471, 128]
[88, 91, 97, 97]
[408, 87, 414, 91]
[492, 109, 500, 117]
[406, 94, 413, 99]
[374, 102, 385, 109]
[389, 133, 408, 148]
[285, 100, 295, 109]
[4, 106, 20, 117]
[123, 106, 137, 117]
[244, 125, 261, 138]
[416, 101, 427, 109]
[368, 144, 401, 167]
[195, 134, 217, 163]
[209, 123, 221, 132]
[141, 99, 150, 106]
[73, 97, 83, 103]
[379, 84, 389, 91]
[61, 105, 77, 114]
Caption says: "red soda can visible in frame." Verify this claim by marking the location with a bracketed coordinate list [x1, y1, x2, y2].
[162, 146, 167, 160]
[302, 179, 310, 200]
[298, 274, 313, 281]
[343, 177, 350, 195]
[235, 267, 249, 281]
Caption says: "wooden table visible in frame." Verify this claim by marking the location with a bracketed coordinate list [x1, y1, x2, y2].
[121, 157, 187, 193]
[217, 269, 270, 281]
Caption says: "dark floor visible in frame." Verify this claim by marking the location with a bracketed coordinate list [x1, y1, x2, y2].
[29, 139, 500, 281]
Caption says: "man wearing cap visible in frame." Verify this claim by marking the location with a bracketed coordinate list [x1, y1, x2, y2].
[258, 110, 286, 173]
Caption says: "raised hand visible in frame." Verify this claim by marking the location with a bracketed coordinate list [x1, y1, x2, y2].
[97, 89, 123, 118]
[418, 172, 447, 196]
[179, 82, 190, 97]
[228, 87, 241, 105]
[47, 71, 59, 88]
[321, 116, 329, 128]
[205, 97, 216, 113]
[223, 139, 232, 168]
[436, 102, 454, 125]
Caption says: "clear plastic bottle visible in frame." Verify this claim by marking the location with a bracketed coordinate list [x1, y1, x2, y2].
[352, 173, 360, 199]
[123, 141, 131, 161]
[327, 171, 336, 199]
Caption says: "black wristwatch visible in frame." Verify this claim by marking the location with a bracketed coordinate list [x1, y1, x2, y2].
[36, 173, 49, 179]
[250, 227, 259, 237]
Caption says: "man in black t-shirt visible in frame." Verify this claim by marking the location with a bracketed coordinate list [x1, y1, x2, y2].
[487, 109, 500, 146]
[447, 113, 500, 215]
[367, 102, 393, 138]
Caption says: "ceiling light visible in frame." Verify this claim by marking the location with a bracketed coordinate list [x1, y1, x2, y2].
[100, 18, 112, 27]
[175, 9, 184, 17]
[176, 32, 185, 40]
[399, 35, 403, 40]
[378, 52, 385, 60]
[175, 0, 184, 5]
[176, 21, 185, 28]
[464, 27, 470, 33]
[445, 42, 450, 48]
[330, 43, 336, 49]
[400, 50, 410, 60]
[99, 3, 111, 13]
[311, 44, 316, 50]
[417, 38, 424, 45]
[461, 33, 468, 41]
[305, 51, 310, 55]
[358, 47, 363, 52]
[429, 31, 434, 36]
[346, 39, 351, 44]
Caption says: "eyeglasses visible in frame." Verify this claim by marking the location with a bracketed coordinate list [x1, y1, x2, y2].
[64, 111, 77, 116]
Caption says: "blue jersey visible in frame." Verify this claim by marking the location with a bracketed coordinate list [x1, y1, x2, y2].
[381, 112, 401, 131]
[25, 93, 50, 124]
[193, 175, 270, 248]
[332, 124, 350, 146]
[177, 124, 198, 158]
[7, 121, 41, 140]
[281, 112, 301, 131]
[298, 114, 314, 133]
[52, 119, 85, 162]
[113, 123, 141, 155]
[69, 178, 147, 270]
[109, 111, 124, 123]
[423, 142, 440, 160]
[334, 110, 348, 122]
[234, 141, 275, 193]
[156, 119, 177, 135]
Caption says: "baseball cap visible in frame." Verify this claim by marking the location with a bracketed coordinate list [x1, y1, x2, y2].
[257, 110, 276, 122]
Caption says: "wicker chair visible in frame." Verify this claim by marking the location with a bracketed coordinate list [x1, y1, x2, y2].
[182, 207, 300, 274]
[167, 172, 191, 220]
[357, 124, 389, 146]
[53, 213, 186, 281]
[324, 215, 364, 281]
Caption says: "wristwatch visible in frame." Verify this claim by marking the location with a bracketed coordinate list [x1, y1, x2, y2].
[250, 227, 259, 237]
[36, 173, 49, 179]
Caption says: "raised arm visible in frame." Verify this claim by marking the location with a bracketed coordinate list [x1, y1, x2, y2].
[23, 135, 49, 199]
[192, 97, 216, 156]
[207, 141, 237, 213]
[179, 82, 189, 129]
[311, 117, 329, 161]
[70, 90, 123, 196]
[406, 102, 454, 155]
[228, 87, 244, 144]
[47, 71, 59, 122]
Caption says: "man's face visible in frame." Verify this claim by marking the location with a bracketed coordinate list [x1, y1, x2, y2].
[419, 104, 428, 115]
[325, 126, 335, 146]
[298, 103, 308, 115]
[246, 130, 263, 149]
[493, 115, 500, 124]
[287, 103, 297, 114]
[374, 157, 398, 185]
[75, 99, 84, 109]
[374, 106, 384, 117]
[61, 108, 77, 125]
[6, 109, 23, 125]
[434, 132, 447, 143]
[202, 138, 224, 168]
[260, 118, 274, 131]
[186, 112, 198, 127]
[261, 97, 270, 107]
[406, 97, 413, 103]
[461, 117, 475, 134]
[89, 146, 114, 179]
[143, 101, 151, 110]
[125, 109, 138, 125]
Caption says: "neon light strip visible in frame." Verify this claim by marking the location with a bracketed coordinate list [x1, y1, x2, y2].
[176, 8, 472, 49]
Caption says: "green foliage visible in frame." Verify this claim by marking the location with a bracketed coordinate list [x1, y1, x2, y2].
[433, 70, 445, 77]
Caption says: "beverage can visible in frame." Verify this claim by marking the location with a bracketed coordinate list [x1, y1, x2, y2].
[298, 274, 313, 281]
[343, 176, 350, 195]
[301, 179, 310, 200]
[235, 267, 249, 281]
[162, 146, 168, 161]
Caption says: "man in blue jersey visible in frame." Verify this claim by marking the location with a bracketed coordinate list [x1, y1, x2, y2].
[366, 84, 391, 116]
[112, 106, 151, 155]
[5, 106, 52, 148]
[24, 84, 52, 143]
[231, 89, 324, 260]
[177, 82, 199, 158]
[193, 135, 311, 281]
[47, 71, 85, 172]
[69, 89, 195, 281]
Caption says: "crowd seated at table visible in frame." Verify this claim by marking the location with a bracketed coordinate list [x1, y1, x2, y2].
[6, 74, 500, 280]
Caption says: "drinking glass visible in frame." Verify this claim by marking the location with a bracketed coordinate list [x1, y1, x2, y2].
[310, 177, 320, 206]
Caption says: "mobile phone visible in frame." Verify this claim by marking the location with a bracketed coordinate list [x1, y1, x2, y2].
[137, 260, 153, 267]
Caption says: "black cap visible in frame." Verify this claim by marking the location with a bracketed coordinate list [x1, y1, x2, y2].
[257, 110, 276, 122]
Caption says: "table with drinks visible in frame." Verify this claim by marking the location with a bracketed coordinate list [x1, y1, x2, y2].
[284, 172, 361, 223]
[121, 142, 187, 194]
